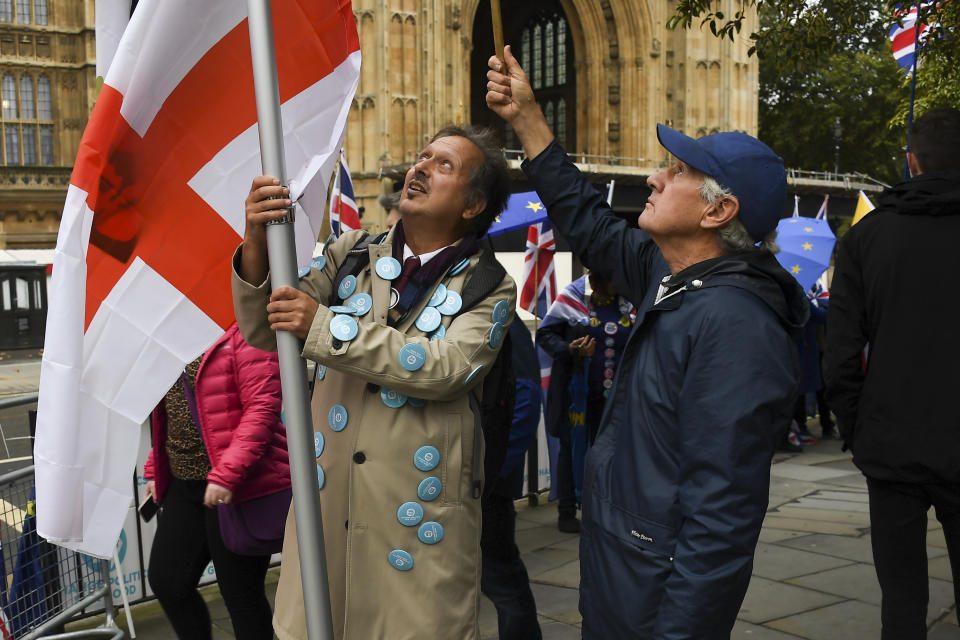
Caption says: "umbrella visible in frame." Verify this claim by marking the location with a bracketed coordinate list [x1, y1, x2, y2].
[775, 215, 836, 292]
[485, 191, 548, 237]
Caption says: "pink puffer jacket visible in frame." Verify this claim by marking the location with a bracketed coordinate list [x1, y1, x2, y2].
[144, 323, 290, 505]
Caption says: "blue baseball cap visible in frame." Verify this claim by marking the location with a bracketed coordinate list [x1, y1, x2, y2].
[656, 124, 787, 242]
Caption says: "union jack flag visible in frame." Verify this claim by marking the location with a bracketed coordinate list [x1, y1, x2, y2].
[329, 150, 361, 236]
[520, 221, 557, 318]
[537, 276, 589, 390]
[889, 3, 936, 75]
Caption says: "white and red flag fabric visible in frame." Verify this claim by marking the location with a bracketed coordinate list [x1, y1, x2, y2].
[329, 150, 360, 236]
[889, 3, 937, 74]
[35, 0, 360, 558]
[519, 221, 557, 318]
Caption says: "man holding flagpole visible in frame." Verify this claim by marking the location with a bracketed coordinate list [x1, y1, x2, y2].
[232, 125, 515, 640]
[486, 47, 808, 638]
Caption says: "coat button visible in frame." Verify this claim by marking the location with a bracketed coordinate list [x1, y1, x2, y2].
[353, 451, 366, 464]
[332, 338, 343, 349]
[366, 382, 381, 393]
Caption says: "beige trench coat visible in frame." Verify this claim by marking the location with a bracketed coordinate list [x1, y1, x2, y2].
[232, 229, 516, 640]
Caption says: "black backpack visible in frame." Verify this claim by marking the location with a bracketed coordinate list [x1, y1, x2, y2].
[330, 233, 516, 499]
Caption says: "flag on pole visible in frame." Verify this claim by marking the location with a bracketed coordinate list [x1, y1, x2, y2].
[889, 3, 935, 75]
[34, 0, 360, 558]
[852, 190, 876, 226]
[329, 151, 361, 236]
[815, 194, 829, 220]
[519, 222, 557, 318]
[94, 0, 135, 79]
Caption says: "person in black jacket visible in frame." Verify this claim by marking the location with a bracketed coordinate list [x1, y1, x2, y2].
[824, 107, 960, 639]
[486, 48, 807, 639]
[481, 314, 542, 640]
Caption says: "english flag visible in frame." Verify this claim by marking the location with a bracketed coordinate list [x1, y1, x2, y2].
[329, 151, 361, 236]
[519, 221, 557, 318]
[889, 3, 936, 74]
[34, 0, 360, 558]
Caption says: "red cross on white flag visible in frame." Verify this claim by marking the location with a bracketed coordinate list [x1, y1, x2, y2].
[34, 0, 360, 558]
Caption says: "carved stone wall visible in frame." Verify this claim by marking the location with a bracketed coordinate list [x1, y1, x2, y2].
[0, 0, 96, 248]
[0, 0, 759, 246]
[350, 0, 758, 230]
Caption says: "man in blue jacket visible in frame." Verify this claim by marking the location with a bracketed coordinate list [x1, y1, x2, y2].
[486, 48, 808, 638]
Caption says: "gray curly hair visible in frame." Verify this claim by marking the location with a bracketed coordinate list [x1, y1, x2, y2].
[700, 176, 778, 253]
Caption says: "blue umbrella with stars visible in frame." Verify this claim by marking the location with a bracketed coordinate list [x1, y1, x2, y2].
[484, 191, 549, 237]
[775, 214, 836, 292]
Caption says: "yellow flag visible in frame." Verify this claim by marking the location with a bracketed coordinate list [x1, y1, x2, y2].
[852, 190, 875, 226]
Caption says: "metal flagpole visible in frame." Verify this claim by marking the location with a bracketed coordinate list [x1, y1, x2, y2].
[904, 2, 922, 180]
[245, 2, 334, 639]
[527, 235, 540, 506]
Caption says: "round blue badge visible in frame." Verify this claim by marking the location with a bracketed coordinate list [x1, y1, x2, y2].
[329, 314, 359, 341]
[428, 284, 447, 308]
[415, 307, 442, 333]
[417, 521, 444, 545]
[316, 364, 327, 381]
[388, 549, 414, 571]
[398, 343, 427, 372]
[346, 292, 373, 316]
[397, 501, 424, 527]
[316, 464, 325, 490]
[337, 274, 357, 299]
[314, 432, 325, 457]
[464, 365, 484, 386]
[329, 305, 356, 315]
[488, 322, 504, 349]
[417, 476, 442, 502]
[375, 256, 402, 281]
[437, 290, 463, 316]
[380, 388, 408, 409]
[414, 445, 440, 472]
[328, 404, 348, 431]
[408, 397, 426, 408]
[298, 266, 311, 279]
[429, 324, 446, 341]
[491, 299, 511, 324]
[448, 257, 470, 277]
[310, 255, 327, 271]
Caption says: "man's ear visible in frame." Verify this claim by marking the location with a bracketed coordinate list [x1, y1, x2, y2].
[462, 197, 486, 222]
[907, 151, 923, 177]
[701, 195, 739, 230]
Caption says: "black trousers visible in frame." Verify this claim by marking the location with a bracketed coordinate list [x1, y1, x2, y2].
[867, 477, 960, 639]
[148, 477, 273, 640]
[481, 466, 542, 640]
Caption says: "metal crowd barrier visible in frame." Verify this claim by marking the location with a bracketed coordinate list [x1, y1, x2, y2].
[0, 465, 124, 640]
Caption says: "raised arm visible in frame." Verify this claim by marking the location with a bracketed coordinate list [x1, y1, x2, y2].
[486, 46, 660, 303]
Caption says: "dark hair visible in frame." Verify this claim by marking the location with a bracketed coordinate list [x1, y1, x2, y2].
[430, 125, 510, 236]
[378, 190, 401, 212]
[910, 107, 960, 173]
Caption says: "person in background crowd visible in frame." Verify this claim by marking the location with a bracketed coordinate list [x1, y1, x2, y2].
[537, 272, 634, 533]
[481, 313, 542, 640]
[379, 189, 402, 231]
[233, 125, 515, 640]
[790, 297, 828, 447]
[143, 322, 289, 640]
[487, 46, 806, 638]
[825, 107, 960, 639]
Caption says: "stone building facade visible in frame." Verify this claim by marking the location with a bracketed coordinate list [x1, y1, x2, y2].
[0, 0, 96, 248]
[348, 0, 758, 229]
[0, 0, 759, 246]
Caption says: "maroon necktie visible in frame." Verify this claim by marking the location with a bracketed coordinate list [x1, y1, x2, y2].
[393, 256, 421, 297]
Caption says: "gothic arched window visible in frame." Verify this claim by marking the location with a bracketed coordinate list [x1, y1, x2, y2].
[470, 1, 576, 151]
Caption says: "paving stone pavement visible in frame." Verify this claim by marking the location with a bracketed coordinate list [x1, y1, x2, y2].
[30, 410, 954, 639]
